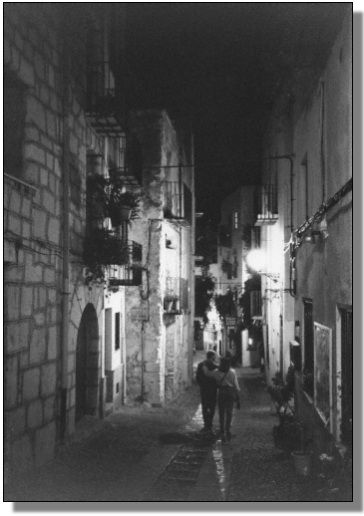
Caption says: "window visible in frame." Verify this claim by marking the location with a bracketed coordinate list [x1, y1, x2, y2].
[233, 211, 239, 229]
[251, 227, 261, 249]
[4, 70, 26, 178]
[114, 312, 120, 350]
[303, 299, 314, 397]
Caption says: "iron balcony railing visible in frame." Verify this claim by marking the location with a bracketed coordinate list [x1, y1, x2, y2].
[86, 61, 125, 137]
[162, 182, 192, 226]
[164, 277, 189, 313]
[254, 184, 278, 223]
[250, 290, 262, 317]
[108, 167, 141, 187]
[108, 240, 142, 287]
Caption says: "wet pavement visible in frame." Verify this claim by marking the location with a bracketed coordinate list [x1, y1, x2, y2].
[5, 352, 353, 503]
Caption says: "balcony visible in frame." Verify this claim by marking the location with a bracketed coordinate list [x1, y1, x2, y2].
[162, 182, 192, 226]
[108, 241, 143, 287]
[108, 167, 140, 188]
[86, 61, 125, 137]
[164, 277, 189, 314]
[250, 290, 262, 317]
[254, 184, 278, 225]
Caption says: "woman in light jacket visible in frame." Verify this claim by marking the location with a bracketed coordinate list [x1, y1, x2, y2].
[203, 357, 240, 441]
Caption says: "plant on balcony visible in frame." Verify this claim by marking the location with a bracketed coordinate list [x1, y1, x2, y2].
[221, 259, 232, 276]
[195, 273, 215, 320]
[83, 227, 130, 283]
[87, 174, 140, 227]
[218, 225, 231, 247]
[239, 274, 261, 329]
[215, 290, 236, 318]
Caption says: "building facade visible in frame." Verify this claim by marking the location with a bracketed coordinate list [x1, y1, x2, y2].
[4, 4, 195, 481]
[255, 13, 352, 454]
[214, 186, 261, 362]
[125, 110, 195, 405]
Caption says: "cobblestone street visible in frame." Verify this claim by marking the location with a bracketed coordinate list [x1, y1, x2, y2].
[6, 356, 352, 503]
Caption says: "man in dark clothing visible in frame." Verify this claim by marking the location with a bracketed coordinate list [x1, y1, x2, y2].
[196, 351, 218, 433]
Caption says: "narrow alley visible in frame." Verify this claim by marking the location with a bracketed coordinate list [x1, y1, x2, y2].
[6, 354, 351, 503]
[4, 5, 353, 505]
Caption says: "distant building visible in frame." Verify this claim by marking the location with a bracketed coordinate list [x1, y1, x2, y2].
[126, 110, 195, 405]
[214, 186, 260, 361]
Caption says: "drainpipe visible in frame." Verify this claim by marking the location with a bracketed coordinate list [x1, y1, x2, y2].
[141, 320, 145, 402]
[60, 31, 71, 441]
[320, 81, 326, 204]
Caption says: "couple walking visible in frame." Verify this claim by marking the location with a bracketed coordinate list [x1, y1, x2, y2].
[196, 350, 240, 441]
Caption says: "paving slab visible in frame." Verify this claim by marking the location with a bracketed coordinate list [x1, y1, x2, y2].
[5, 364, 352, 503]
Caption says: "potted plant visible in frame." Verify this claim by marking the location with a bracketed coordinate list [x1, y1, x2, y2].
[87, 174, 140, 227]
[109, 190, 140, 226]
[291, 422, 313, 478]
[83, 227, 130, 283]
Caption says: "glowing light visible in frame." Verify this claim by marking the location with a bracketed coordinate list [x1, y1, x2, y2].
[245, 249, 267, 272]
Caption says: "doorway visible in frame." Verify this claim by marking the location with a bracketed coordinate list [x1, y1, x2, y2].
[303, 299, 313, 397]
[340, 307, 352, 444]
[76, 303, 100, 422]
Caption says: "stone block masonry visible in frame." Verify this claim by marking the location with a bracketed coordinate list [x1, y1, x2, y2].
[3, 3, 105, 477]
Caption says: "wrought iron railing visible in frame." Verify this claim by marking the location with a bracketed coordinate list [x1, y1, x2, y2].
[162, 182, 192, 225]
[255, 184, 278, 221]
[108, 240, 142, 287]
[86, 61, 124, 136]
[250, 290, 262, 317]
[164, 276, 189, 313]
[108, 167, 141, 186]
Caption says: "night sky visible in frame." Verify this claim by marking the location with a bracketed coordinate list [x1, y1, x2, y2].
[125, 3, 349, 224]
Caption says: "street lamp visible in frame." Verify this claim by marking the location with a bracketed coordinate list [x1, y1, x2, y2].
[245, 249, 280, 282]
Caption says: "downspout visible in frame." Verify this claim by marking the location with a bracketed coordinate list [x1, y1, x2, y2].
[60, 29, 71, 441]
[320, 81, 326, 204]
[141, 321, 145, 402]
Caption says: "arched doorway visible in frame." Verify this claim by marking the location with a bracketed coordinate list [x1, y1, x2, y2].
[76, 303, 100, 422]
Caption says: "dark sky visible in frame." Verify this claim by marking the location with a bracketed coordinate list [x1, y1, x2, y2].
[125, 3, 350, 224]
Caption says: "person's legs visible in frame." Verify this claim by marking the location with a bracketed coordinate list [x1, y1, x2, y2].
[225, 397, 235, 440]
[205, 391, 217, 430]
[200, 389, 209, 430]
[218, 392, 226, 435]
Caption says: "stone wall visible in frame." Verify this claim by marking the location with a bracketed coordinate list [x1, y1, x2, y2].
[125, 111, 194, 406]
[4, 4, 106, 477]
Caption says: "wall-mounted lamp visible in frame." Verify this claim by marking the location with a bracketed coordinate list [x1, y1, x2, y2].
[302, 230, 322, 244]
[302, 220, 329, 244]
[245, 249, 280, 282]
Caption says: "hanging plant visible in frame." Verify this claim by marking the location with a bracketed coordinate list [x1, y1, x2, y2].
[218, 225, 231, 247]
[83, 227, 130, 283]
[87, 174, 141, 227]
[221, 259, 232, 274]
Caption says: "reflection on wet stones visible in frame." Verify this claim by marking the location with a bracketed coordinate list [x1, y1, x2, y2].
[144, 441, 210, 501]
